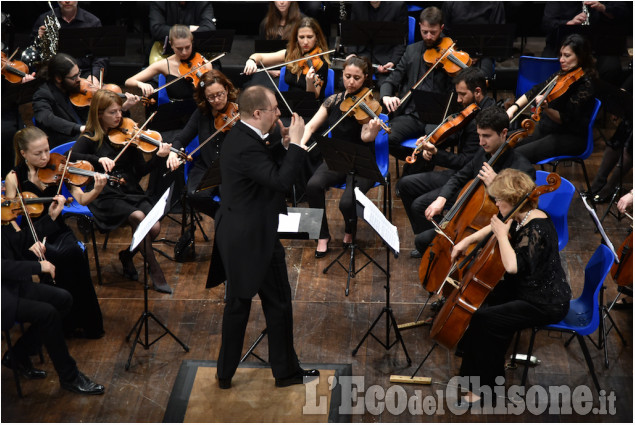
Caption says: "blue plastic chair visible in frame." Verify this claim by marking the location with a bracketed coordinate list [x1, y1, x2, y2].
[156, 74, 171, 106]
[536, 98, 601, 193]
[49, 141, 103, 285]
[408, 16, 416, 45]
[332, 113, 392, 220]
[519, 244, 614, 393]
[279, 66, 335, 98]
[535, 171, 576, 251]
[515, 56, 560, 99]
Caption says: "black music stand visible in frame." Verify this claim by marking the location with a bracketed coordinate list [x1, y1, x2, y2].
[350, 189, 411, 364]
[240, 207, 324, 363]
[125, 187, 189, 370]
[58, 26, 126, 79]
[254, 39, 287, 53]
[554, 25, 628, 57]
[447, 24, 516, 59]
[412, 90, 459, 124]
[342, 20, 405, 63]
[314, 134, 386, 296]
[151, 99, 197, 133]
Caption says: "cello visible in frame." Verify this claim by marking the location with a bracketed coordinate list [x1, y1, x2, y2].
[611, 231, 632, 287]
[430, 173, 561, 350]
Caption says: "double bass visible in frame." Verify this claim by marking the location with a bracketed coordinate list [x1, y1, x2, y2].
[430, 173, 561, 349]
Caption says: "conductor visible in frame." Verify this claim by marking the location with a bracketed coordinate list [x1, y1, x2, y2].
[206, 86, 319, 389]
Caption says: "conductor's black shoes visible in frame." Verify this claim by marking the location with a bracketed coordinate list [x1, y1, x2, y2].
[275, 369, 320, 387]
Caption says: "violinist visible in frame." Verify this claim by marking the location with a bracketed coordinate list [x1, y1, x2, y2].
[4, 127, 106, 339]
[416, 107, 535, 255]
[450, 169, 571, 405]
[166, 70, 239, 218]
[397, 67, 496, 258]
[72, 90, 173, 294]
[300, 56, 382, 257]
[32, 53, 139, 148]
[125, 24, 213, 101]
[379, 6, 454, 159]
[506, 34, 596, 164]
[243, 17, 330, 100]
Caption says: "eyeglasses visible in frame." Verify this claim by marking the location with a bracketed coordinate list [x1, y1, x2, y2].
[206, 91, 227, 102]
[258, 106, 279, 113]
[65, 72, 80, 81]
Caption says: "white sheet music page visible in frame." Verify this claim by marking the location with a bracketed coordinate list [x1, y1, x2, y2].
[278, 212, 301, 233]
[581, 194, 619, 261]
[354, 187, 400, 255]
[130, 188, 170, 251]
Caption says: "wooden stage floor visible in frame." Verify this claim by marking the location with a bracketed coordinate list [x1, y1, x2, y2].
[2, 138, 633, 422]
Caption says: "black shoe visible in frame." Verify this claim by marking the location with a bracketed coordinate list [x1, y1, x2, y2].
[149, 266, 173, 294]
[60, 371, 105, 395]
[275, 369, 320, 388]
[430, 298, 445, 312]
[593, 192, 614, 204]
[2, 352, 47, 379]
[216, 374, 231, 389]
[410, 249, 422, 258]
[315, 247, 330, 258]
[119, 250, 138, 281]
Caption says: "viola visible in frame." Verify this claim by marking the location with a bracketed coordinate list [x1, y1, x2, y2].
[406, 103, 480, 163]
[214, 102, 240, 133]
[423, 37, 472, 76]
[297, 47, 326, 88]
[108, 117, 191, 161]
[179, 52, 210, 88]
[38, 152, 125, 187]
[1, 51, 29, 83]
[1, 191, 72, 222]
[339, 87, 391, 134]
[611, 231, 632, 286]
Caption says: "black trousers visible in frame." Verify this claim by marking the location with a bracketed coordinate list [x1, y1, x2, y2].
[387, 114, 428, 160]
[306, 161, 375, 240]
[13, 282, 78, 382]
[217, 241, 300, 380]
[514, 124, 586, 164]
[458, 283, 569, 388]
[186, 162, 220, 219]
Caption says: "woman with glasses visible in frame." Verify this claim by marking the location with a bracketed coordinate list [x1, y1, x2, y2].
[166, 70, 239, 219]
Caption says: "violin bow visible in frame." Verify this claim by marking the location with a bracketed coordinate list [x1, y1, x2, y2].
[306, 89, 374, 153]
[260, 60, 294, 115]
[189, 114, 240, 159]
[112, 111, 157, 163]
[510, 75, 558, 124]
[1, 48, 20, 72]
[55, 147, 72, 197]
[243, 49, 335, 75]
[151, 53, 226, 95]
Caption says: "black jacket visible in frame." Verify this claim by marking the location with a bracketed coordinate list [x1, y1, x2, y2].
[32, 81, 87, 147]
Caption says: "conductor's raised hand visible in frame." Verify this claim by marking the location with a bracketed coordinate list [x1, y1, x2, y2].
[287, 113, 305, 148]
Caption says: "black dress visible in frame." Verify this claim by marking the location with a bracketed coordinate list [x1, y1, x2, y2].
[72, 134, 160, 230]
[458, 216, 571, 388]
[12, 162, 104, 338]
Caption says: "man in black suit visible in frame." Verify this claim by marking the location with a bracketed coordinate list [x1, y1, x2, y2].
[379, 6, 454, 160]
[1, 194, 104, 395]
[206, 86, 319, 389]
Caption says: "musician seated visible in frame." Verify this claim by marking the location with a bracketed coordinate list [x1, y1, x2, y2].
[397, 67, 495, 258]
[505, 34, 596, 164]
[243, 17, 330, 100]
[450, 169, 571, 406]
[32, 53, 138, 148]
[2, 195, 105, 395]
[379, 6, 454, 160]
[148, 1, 216, 50]
[30, 1, 107, 83]
[415, 106, 535, 256]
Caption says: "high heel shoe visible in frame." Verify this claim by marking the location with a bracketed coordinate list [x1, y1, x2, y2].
[119, 250, 138, 281]
[149, 266, 173, 294]
[315, 236, 331, 258]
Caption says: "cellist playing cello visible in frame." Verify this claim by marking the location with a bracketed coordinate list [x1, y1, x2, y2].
[449, 169, 571, 407]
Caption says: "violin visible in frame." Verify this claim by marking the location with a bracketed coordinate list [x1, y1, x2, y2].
[406, 103, 479, 163]
[214, 102, 240, 133]
[1, 51, 29, 83]
[532, 68, 585, 121]
[69, 79, 155, 107]
[297, 47, 325, 88]
[108, 117, 191, 161]
[38, 152, 125, 187]
[339, 87, 391, 134]
[611, 231, 632, 286]
[244, 49, 335, 75]
[1, 192, 72, 222]
[423, 37, 472, 76]
[430, 173, 561, 350]
[179, 52, 210, 88]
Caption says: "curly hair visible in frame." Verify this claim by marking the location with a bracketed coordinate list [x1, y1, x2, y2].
[194, 70, 239, 115]
[487, 168, 538, 212]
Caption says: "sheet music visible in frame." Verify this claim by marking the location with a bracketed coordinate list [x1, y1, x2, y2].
[354, 187, 400, 255]
[278, 212, 301, 233]
[581, 194, 619, 261]
[130, 188, 170, 251]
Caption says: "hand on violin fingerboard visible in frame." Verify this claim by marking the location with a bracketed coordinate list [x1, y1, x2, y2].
[156, 142, 173, 158]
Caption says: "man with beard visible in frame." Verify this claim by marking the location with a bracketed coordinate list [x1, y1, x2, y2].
[379, 6, 455, 160]
[32, 53, 138, 148]
[206, 86, 319, 389]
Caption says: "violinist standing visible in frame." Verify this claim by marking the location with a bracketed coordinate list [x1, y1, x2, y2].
[506, 34, 596, 164]
[397, 67, 495, 258]
[32, 53, 138, 148]
[166, 70, 239, 218]
[243, 17, 330, 100]
[4, 127, 107, 339]
[72, 90, 174, 294]
[450, 169, 571, 405]
[379, 6, 454, 160]
[206, 86, 319, 389]
[300, 56, 382, 257]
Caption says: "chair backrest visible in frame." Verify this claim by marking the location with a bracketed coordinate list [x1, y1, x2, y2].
[183, 136, 200, 184]
[279, 67, 334, 98]
[408, 16, 415, 45]
[157, 74, 171, 106]
[515, 56, 560, 99]
[375, 113, 390, 178]
[278, 66, 290, 92]
[560, 244, 614, 334]
[536, 170, 575, 251]
[579, 98, 601, 161]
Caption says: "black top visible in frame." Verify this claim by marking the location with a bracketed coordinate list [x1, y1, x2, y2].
[149, 1, 216, 42]
[165, 59, 195, 100]
[506, 216, 571, 306]
[284, 63, 329, 100]
[172, 108, 224, 169]
[526, 70, 595, 137]
[322, 90, 367, 146]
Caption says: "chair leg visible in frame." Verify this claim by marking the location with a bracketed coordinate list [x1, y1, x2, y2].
[3, 330, 23, 398]
[89, 223, 103, 286]
[508, 330, 523, 369]
[575, 334, 602, 393]
[102, 231, 110, 250]
[521, 327, 537, 387]
[578, 160, 592, 193]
